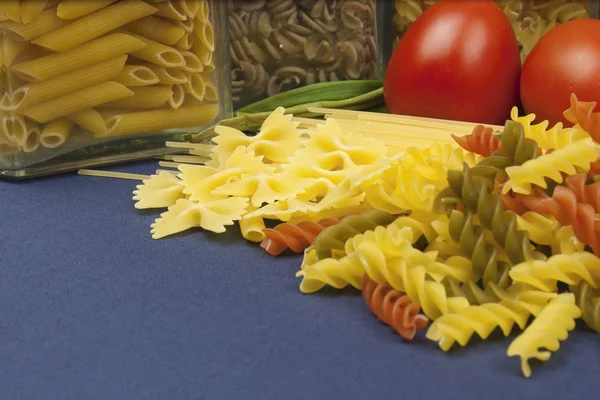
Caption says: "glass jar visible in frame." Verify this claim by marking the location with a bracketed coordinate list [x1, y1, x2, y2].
[228, 0, 385, 110]
[0, 0, 231, 179]
[387, 0, 599, 64]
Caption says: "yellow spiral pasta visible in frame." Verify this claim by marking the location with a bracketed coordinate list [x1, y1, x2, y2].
[503, 138, 600, 194]
[507, 293, 581, 378]
[571, 282, 600, 333]
[401, 143, 479, 182]
[510, 107, 589, 150]
[509, 252, 600, 293]
[427, 288, 557, 351]
[516, 211, 584, 254]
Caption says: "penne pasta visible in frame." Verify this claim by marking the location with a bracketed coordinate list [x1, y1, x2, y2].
[141, 63, 188, 84]
[57, 0, 118, 19]
[13, 56, 128, 110]
[40, 118, 73, 148]
[2, 113, 27, 146]
[12, 34, 144, 81]
[204, 80, 218, 102]
[195, 20, 215, 52]
[2, 35, 29, 67]
[126, 16, 186, 46]
[32, 0, 158, 52]
[0, 12, 10, 22]
[168, 84, 185, 109]
[105, 103, 219, 136]
[181, 51, 203, 73]
[239, 215, 267, 242]
[177, 18, 195, 33]
[22, 120, 41, 153]
[0, 8, 69, 41]
[0, 0, 20, 23]
[183, 73, 205, 101]
[176, 32, 193, 50]
[0, 141, 20, 155]
[191, 41, 212, 66]
[6, 69, 25, 94]
[67, 109, 107, 136]
[180, 0, 201, 19]
[114, 65, 160, 87]
[155, 0, 187, 21]
[196, 0, 209, 24]
[126, 32, 186, 68]
[20, 0, 47, 24]
[21, 81, 134, 123]
[98, 86, 173, 109]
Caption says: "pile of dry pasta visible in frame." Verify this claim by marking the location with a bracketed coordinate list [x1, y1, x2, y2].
[86, 94, 600, 378]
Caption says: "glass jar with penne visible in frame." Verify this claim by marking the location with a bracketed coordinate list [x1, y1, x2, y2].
[385, 0, 599, 64]
[0, 0, 231, 179]
[227, 0, 385, 109]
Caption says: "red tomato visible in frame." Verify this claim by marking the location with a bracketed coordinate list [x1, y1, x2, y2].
[521, 19, 600, 126]
[384, 0, 521, 125]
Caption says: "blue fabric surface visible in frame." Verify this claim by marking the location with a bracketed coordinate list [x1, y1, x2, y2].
[1, 161, 599, 399]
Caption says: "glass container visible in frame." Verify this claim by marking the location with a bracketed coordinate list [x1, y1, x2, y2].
[228, 0, 385, 110]
[0, 0, 231, 179]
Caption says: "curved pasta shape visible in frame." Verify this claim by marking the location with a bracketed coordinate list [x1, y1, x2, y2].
[452, 124, 501, 157]
[507, 293, 581, 378]
[427, 289, 557, 351]
[362, 274, 429, 341]
[510, 106, 589, 150]
[401, 143, 478, 182]
[516, 211, 584, 254]
[509, 252, 600, 292]
[133, 171, 186, 209]
[563, 93, 600, 144]
[493, 120, 540, 166]
[260, 218, 340, 255]
[562, 173, 600, 213]
[503, 138, 600, 195]
[571, 282, 600, 333]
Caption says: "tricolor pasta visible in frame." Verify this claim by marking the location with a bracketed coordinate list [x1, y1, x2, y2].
[0, 0, 220, 158]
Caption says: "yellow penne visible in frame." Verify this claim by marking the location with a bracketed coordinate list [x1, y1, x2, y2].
[181, 0, 201, 18]
[40, 118, 73, 148]
[126, 32, 185, 68]
[181, 51, 203, 73]
[155, 0, 187, 21]
[183, 73, 205, 101]
[21, 81, 134, 123]
[0, 0, 20, 23]
[67, 109, 108, 136]
[195, 20, 215, 52]
[105, 103, 219, 136]
[57, 0, 118, 19]
[2, 113, 27, 145]
[126, 16, 186, 45]
[12, 34, 144, 81]
[13, 56, 127, 110]
[2, 35, 29, 67]
[142, 63, 188, 84]
[176, 32, 193, 50]
[32, 1, 158, 52]
[191, 41, 212, 66]
[0, 12, 10, 22]
[6, 69, 25, 93]
[204, 80, 218, 102]
[22, 120, 41, 153]
[239, 215, 266, 242]
[196, 0, 209, 24]
[0, 8, 69, 41]
[98, 86, 173, 109]
[20, 0, 47, 24]
[177, 18, 195, 33]
[114, 65, 160, 87]
[168, 84, 185, 109]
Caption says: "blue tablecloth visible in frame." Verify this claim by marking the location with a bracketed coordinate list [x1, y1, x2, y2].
[1, 161, 599, 399]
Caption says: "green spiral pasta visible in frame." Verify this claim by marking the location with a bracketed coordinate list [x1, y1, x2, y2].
[493, 120, 540, 166]
[305, 210, 397, 261]
[509, 252, 600, 292]
[570, 282, 600, 333]
[427, 288, 557, 351]
[507, 293, 581, 378]
[443, 278, 500, 306]
[503, 138, 600, 195]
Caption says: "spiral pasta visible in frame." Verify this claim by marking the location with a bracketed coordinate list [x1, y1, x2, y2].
[452, 124, 501, 158]
[503, 138, 600, 195]
[362, 274, 429, 341]
[509, 252, 600, 292]
[571, 282, 600, 333]
[260, 217, 339, 255]
[563, 93, 600, 144]
[507, 293, 581, 378]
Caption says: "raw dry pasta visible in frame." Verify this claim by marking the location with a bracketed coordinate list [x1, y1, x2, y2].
[228, 0, 379, 107]
[0, 0, 220, 158]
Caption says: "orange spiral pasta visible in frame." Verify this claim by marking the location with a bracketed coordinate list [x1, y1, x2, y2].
[260, 218, 340, 255]
[515, 187, 600, 255]
[563, 173, 600, 213]
[563, 93, 600, 143]
[361, 274, 429, 341]
[452, 125, 501, 157]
